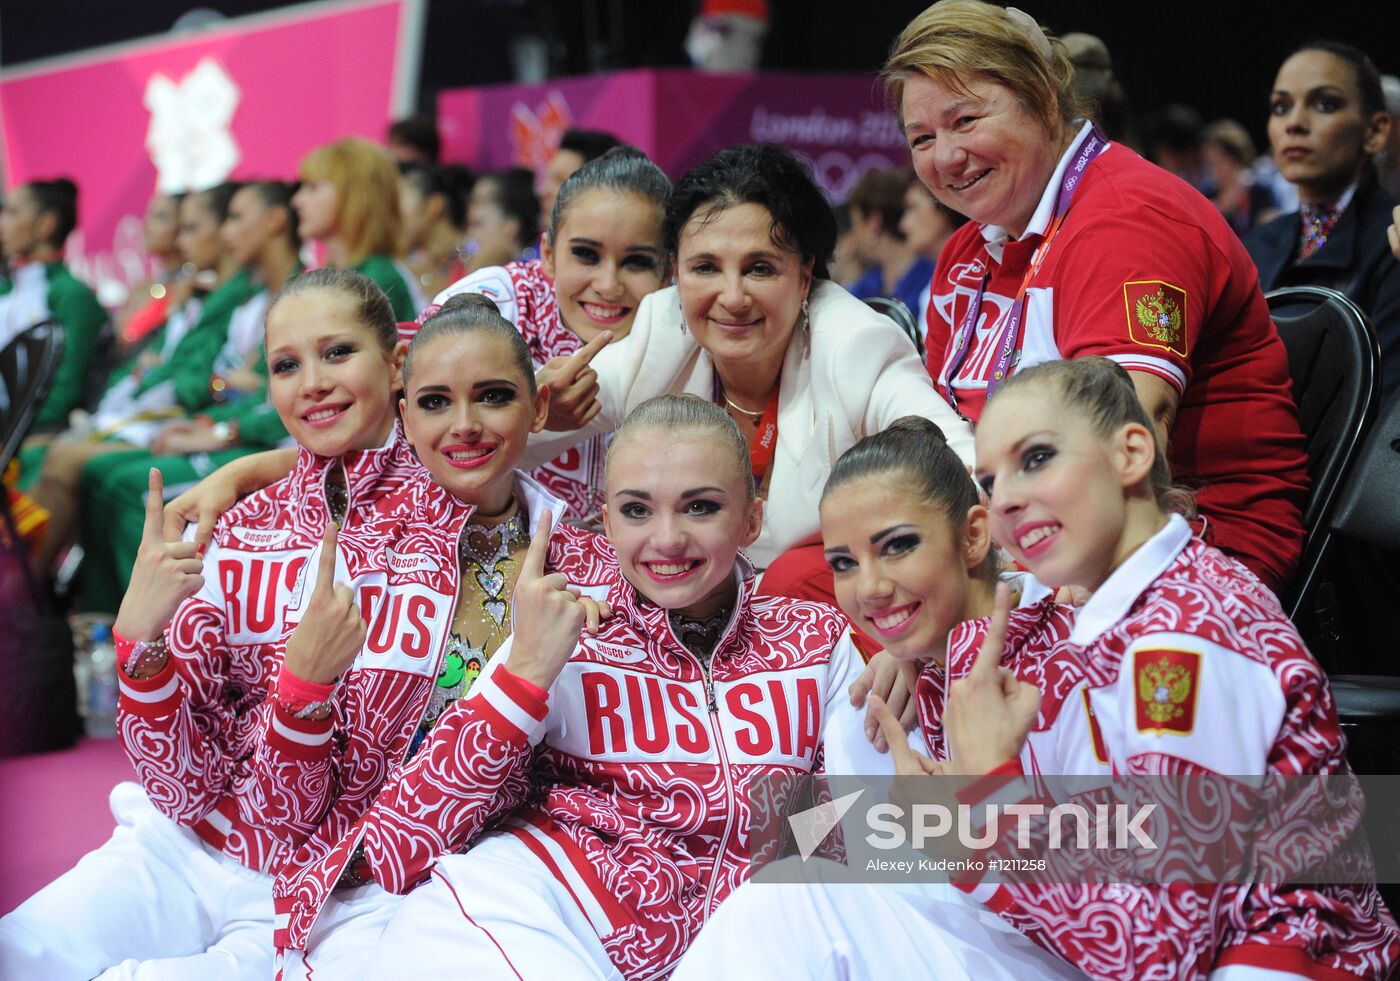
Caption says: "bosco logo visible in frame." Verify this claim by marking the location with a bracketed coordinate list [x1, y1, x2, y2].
[386, 550, 441, 576]
[230, 527, 292, 548]
[583, 639, 648, 664]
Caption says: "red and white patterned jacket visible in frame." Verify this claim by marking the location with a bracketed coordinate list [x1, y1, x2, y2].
[116, 425, 420, 874]
[289, 554, 865, 976]
[918, 516, 1399, 980]
[422, 260, 610, 522]
[267, 472, 610, 949]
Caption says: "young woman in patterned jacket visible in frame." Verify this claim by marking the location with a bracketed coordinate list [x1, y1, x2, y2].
[291, 394, 874, 979]
[0, 268, 414, 980]
[271, 293, 613, 978]
[429, 145, 673, 522]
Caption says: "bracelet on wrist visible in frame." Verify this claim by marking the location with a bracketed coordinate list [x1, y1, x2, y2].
[114, 634, 170, 680]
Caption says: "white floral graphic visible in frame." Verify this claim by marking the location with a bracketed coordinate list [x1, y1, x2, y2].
[144, 57, 241, 193]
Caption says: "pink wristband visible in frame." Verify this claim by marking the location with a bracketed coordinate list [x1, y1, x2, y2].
[278, 665, 337, 702]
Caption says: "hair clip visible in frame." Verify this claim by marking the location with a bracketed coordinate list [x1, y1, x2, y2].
[1004, 6, 1053, 59]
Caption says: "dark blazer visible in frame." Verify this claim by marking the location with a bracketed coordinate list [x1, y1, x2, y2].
[1245, 167, 1400, 399]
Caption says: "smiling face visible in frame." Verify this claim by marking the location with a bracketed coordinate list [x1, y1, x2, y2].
[400, 330, 548, 517]
[974, 386, 1134, 591]
[822, 474, 990, 663]
[542, 188, 667, 344]
[265, 289, 403, 458]
[603, 429, 763, 616]
[1268, 49, 1389, 204]
[901, 71, 1065, 238]
[676, 201, 812, 382]
[292, 178, 339, 242]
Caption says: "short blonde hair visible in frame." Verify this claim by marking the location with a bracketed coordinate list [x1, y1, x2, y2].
[883, 0, 1083, 131]
[299, 137, 403, 264]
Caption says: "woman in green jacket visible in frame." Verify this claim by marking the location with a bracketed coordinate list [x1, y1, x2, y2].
[293, 137, 425, 319]
[0, 177, 107, 433]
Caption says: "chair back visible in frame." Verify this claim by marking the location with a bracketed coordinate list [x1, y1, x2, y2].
[79, 317, 117, 413]
[0, 320, 65, 474]
[1328, 390, 1400, 550]
[862, 296, 923, 359]
[1266, 287, 1380, 617]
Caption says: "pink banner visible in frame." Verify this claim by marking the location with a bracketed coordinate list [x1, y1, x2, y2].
[438, 68, 908, 203]
[0, 0, 416, 303]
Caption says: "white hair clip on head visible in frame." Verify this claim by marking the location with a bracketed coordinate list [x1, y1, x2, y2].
[1004, 6, 1053, 59]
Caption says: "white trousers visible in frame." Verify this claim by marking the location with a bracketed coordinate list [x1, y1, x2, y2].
[671, 857, 1088, 981]
[369, 833, 620, 980]
[278, 882, 400, 981]
[0, 781, 273, 981]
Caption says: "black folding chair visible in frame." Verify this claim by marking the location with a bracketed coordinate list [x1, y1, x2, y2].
[1305, 390, 1400, 771]
[1266, 286, 1381, 621]
[0, 319, 65, 474]
[78, 316, 117, 414]
[862, 296, 924, 359]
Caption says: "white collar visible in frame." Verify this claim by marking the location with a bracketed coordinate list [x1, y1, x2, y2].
[1302, 182, 1358, 216]
[512, 467, 570, 540]
[980, 119, 1098, 253]
[1068, 513, 1191, 647]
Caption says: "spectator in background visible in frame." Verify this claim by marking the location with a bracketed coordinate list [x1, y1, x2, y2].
[1202, 118, 1280, 235]
[1143, 102, 1213, 194]
[1061, 31, 1133, 147]
[294, 136, 424, 319]
[386, 113, 441, 164]
[685, 0, 768, 72]
[1377, 74, 1400, 200]
[899, 182, 968, 335]
[845, 168, 934, 322]
[115, 192, 184, 354]
[0, 178, 108, 435]
[1246, 41, 1398, 398]
[537, 128, 620, 221]
[463, 167, 541, 274]
[399, 162, 474, 300]
[828, 201, 865, 286]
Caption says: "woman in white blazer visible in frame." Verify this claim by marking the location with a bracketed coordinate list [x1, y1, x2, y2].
[531, 144, 973, 603]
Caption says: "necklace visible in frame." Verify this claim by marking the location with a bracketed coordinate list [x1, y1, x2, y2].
[669, 602, 735, 660]
[458, 505, 531, 629]
[721, 391, 764, 424]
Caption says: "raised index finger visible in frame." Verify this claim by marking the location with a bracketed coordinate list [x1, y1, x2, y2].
[315, 521, 339, 594]
[969, 581, 1013, 682]
[142, 468, 166, 543]
[562, 330, 613, 375]
[520, 510, 554, 580]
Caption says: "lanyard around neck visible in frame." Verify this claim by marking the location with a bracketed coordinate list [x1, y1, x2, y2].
[942, 125, 1110, 416]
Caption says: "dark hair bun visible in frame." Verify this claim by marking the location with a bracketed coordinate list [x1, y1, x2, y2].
[886, 415, 946, 443]
[438, 291, 502, 317]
